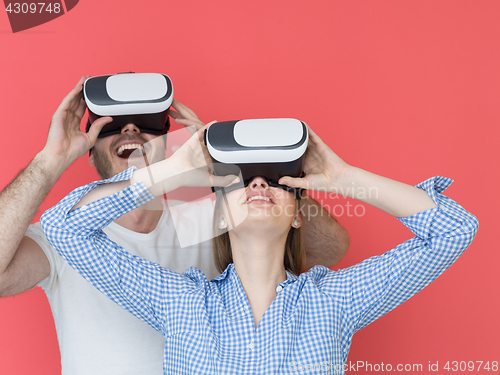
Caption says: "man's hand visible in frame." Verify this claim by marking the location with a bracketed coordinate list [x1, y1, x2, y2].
[168, 99, 208, 134]
[41, 76, 112, 170]
[158, 123, 239, 191]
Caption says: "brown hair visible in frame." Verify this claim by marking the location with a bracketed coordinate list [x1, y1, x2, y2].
[211, 191, 305, 275]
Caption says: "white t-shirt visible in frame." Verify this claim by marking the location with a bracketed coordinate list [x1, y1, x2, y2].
[26, 199, 219, 375]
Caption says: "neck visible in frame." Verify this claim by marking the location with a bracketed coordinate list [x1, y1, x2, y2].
[230, 228, 288, 327]
[231, 234, 287, 288]
[113, 197, 164, 233]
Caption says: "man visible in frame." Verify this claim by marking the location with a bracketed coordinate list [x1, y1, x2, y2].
[0, 76, 349, 375]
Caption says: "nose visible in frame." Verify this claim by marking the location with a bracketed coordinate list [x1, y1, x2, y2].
[121, 123, 141, 134]
[248, 176, 269, 190]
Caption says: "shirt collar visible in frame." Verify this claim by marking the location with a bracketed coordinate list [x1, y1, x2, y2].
[211, 263, 235, 282]
[281, 270, 298, 287]
[212, 263, 298, 287]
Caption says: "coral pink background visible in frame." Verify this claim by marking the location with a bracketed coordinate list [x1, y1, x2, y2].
[0, 1, 498, 373]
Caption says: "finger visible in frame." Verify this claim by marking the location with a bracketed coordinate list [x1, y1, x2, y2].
[179, 120, 212, 136]
[58, 77, 87, 112]
[171, 98, 192, 115]
[171, 98, 199, 120]
[306, 126, 326, 147]
[200, 121, 216, 131]
[67, 82, 87, 114]
[77, 75, 86, 87]
[196, 122, 215, 141]
[66, 75, 90, 117]
[170, 98, 183, 110]
[198, 121, 215, 132]
[179, 123, 213, 154]
[167, 108, 182, 120]
[278, 176, 310, 190]
[87, 117, 113, 146]
[74, 95, 87, 119]
[167, 107, 194, 128]
[306, 124, 315, 137]
[69, 76, 85, 99]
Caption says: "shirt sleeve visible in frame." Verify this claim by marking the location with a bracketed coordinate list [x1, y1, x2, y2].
[316, 176, 479, 332]
[40, 167, 201, 334]
[25, 222, 62, 292]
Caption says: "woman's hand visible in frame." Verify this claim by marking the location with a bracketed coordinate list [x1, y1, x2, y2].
[164, 99, 239, 188]
[163, 123, 239, 190]
[132, 123, 239, 197]
[278, 126, 349, 193]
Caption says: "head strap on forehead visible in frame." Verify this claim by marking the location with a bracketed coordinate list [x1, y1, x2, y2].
[205, 119, 308, 199]
[83, 72, 173, 138]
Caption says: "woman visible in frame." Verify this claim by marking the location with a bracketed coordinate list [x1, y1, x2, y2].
[41, 124, 478, 374]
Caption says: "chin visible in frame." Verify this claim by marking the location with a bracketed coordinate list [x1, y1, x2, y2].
[239, 209, 290, 230]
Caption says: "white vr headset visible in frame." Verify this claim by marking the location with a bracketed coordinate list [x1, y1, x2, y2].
[83, 72, 173, 138]
[205, 119, 308, 198]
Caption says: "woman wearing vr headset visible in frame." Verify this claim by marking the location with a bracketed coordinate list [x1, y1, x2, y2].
[40, 123, 478, 374]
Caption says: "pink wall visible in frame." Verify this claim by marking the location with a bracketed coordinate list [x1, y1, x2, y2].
[0, 1, 498, 373]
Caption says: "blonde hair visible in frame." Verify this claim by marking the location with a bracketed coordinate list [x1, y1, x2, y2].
[211, 191, 305, 275]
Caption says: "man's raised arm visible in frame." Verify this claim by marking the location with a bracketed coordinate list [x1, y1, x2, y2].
[300, 196, 349, 271]
[0, 76, 111, 297]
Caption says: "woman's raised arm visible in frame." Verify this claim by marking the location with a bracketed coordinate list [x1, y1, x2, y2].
[279, 126, 437, 217]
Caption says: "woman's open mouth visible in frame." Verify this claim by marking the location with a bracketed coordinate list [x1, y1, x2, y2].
[245, 192, 275, 204]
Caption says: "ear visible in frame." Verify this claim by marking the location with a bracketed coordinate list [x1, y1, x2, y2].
[89, 152, 95, 167]
[218, 216, 228, 229]
[291, 216, 302, 229]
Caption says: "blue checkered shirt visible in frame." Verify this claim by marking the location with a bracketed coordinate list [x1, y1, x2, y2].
[41, 168, 478, 375]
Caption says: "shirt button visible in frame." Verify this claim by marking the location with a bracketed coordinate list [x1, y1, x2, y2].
[130, 185, 136, 191]
[81, 205, 88, 211]
[248, 342, 254, 350]
[118, 192, 125, 198]
[276, 285, 283, 293]
[441, 206, 448, 212]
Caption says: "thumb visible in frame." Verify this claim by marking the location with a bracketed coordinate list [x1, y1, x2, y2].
[87, 117, 113, 146]
[278, 176, 310, 190]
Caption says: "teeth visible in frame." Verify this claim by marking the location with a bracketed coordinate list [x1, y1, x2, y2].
[117, 144, 145, 156]
[247, 195, 271, 203]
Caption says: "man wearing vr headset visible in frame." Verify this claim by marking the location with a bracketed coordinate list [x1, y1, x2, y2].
[0, 76, 349, 375]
